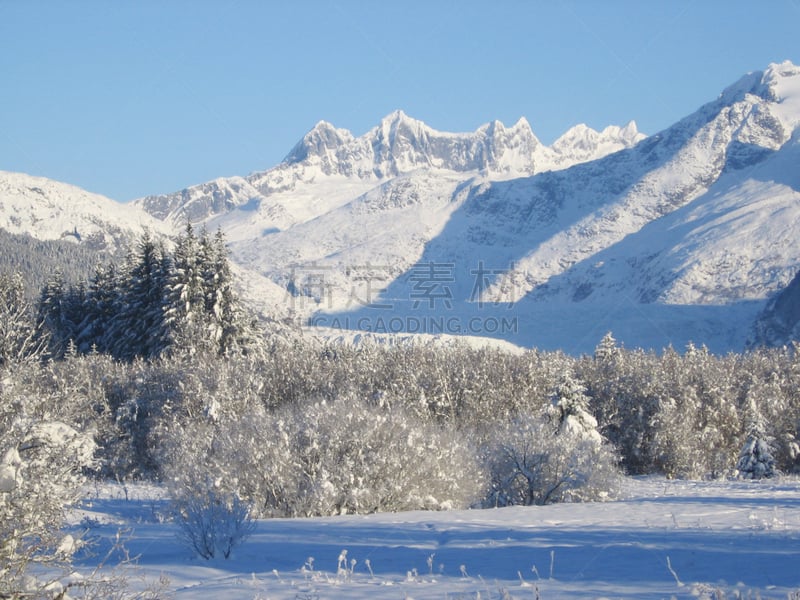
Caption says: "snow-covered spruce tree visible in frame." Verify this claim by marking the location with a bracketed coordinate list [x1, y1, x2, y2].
[163, 226, 258, 357]
[549, 373, 601, 442]
[204, 229, 255, 355]
[486, 373, 619, 506]
[31, 234, 161, 360]
[593, 331, 620, 364]
[163, 223, 208, 354]
[737, 430, 777, 480]
[108, 232, 172, 361]
[736, 392, 777, 479]
[35, 270, 88, 360]
[77, 262, 121, 355]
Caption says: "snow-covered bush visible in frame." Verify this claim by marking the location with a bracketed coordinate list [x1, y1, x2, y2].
[485, 410, 618, 506]
[284, 397, 485, 515]
[485, 375, 619, 506]
[160, 393, 486, 518]
[0, 272, 46, 366]
[742, 359, 800, 474]
[0, 404, 97, 594]
[172, 484, 255, 560]
[580, 340, 750, 478]
[0, 352, 158, 597]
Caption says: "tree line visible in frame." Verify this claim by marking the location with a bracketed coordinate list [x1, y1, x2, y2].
[34, 225, 257, 361]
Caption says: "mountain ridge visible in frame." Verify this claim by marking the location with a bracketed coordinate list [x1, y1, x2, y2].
[0, 170, 173, 253]
[135, 112, 645, 227]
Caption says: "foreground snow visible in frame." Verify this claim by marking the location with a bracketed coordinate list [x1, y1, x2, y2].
[67, 477, 800, 599]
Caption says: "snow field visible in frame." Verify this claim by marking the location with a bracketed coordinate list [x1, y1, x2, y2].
[69, 477, 800, 599]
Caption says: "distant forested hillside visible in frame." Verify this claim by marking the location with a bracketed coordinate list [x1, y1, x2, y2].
[0, 228, 109, 298]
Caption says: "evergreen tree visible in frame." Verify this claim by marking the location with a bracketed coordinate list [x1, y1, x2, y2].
[79, 263, 120, 354]
[109, 232, 171, 361]
[32, 229, 260, 361]
[736, 393, 777, 479]
[164, 223, 207, 353]
[205, 228, 251, 354]
[165, 226, 255, 356]
[35, 271, 85, 359]
[550, 372, 601, 443]
[593, 331, 620, 364]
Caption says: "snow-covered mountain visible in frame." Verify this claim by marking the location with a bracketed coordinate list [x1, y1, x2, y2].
[479, 62, 800, 307]
[135, 110, 644, 228]
[130, 61, 800, 353]
[6, 61, 800, 353]
[0, 171, 172, 252]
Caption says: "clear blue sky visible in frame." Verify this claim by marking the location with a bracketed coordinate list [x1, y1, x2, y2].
[1, 1, 798, 201]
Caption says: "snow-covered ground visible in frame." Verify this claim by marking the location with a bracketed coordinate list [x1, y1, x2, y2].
[70, 477, 800, 599]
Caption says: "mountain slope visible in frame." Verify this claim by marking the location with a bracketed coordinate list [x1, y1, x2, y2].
[299, 62, 800, 351]
[478, 61, 800, 306]
[0, 171, 173, 252]
[749, 268, 800, 348]
[0, 228, 112, 298]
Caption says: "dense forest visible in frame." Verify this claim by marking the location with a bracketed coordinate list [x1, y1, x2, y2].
[0, 228, 111, 300]
[2, 228, 799, 593]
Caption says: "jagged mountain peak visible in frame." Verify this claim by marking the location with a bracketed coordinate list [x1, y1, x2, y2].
[283, 119, 355, 164]
[277, 110, 547, 179]
[551, 123, 601, 151]
[760, 60, 800, 98]
[479, 116, 534, 135]
[552, 120, 643, 150]
[510, 115, 532, 131]
[276, 110, 644, 180]
[762, 60, 800, 133]
[607, 120, 641, 140]
[541, 119, 645, 169]
[366, 110, 445, 155]
[717, 60, 799, 110]
[378, 109, 427, 131]
[763, 59, 800, 83]
[137, 110, 646, 226]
